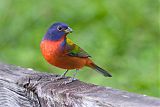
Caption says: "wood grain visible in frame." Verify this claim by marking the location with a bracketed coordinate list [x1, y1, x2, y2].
[0, 63, 159, 107]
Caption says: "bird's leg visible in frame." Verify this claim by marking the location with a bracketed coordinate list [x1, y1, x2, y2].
[64, 69, 78, 84]
[71, 69, 78, 81]
[60, 69, 69, 78]
[51, 70, 69, 81]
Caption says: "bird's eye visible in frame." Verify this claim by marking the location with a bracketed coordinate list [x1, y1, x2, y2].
[57, 26, 63, 31]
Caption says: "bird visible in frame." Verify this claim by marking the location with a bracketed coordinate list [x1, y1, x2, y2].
[40, 22, 112, 83]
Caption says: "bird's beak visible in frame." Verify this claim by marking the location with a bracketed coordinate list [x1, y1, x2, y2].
[64, 27, 73, 33]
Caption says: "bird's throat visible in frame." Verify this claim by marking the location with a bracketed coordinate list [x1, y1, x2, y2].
[43, 32, 67, 41]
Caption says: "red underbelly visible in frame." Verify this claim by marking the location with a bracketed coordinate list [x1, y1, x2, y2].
[40, 41, 87, 70]
[47, 55, 87, 69]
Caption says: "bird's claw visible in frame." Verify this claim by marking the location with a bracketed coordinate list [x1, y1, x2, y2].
[66, 77, 77, 84]
[58, 77, 77, 86]
[51, 75, 66, 81]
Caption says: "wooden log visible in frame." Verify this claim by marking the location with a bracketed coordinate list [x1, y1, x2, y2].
[0, 62, 159, 107]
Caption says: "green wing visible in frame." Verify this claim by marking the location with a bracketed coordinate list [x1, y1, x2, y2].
[64, 38, 91, 58]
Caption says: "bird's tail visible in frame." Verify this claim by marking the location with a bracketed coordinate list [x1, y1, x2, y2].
[86, 59, 112, 77]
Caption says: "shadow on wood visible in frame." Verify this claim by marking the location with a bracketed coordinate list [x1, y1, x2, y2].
[0, 62, 159, 107]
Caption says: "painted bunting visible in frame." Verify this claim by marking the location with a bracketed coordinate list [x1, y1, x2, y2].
[40, 22, 112, 82]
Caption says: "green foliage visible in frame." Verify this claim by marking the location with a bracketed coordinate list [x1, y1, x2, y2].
[0, 0, 159, 97]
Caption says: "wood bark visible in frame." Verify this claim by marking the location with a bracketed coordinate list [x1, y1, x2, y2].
[0, 62, 159, 107]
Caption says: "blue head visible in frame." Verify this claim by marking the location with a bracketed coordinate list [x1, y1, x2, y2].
[43, 22, 73, 41]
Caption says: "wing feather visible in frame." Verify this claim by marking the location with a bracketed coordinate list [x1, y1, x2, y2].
[63, 38, 91, 58]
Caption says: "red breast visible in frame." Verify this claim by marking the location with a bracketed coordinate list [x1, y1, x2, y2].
[40, 38, 91, 70]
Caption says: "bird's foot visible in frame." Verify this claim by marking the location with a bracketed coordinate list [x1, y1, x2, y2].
[51, 75, 67, 81]
[58, 77, 77, 86]
[51, 70, 69, 81]
[63, 77, 77, 84]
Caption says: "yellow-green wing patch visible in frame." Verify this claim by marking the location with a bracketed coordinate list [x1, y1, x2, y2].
[65, 38, 91, 58]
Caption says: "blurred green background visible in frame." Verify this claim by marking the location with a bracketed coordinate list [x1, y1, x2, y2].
[0, 0, 159, 97]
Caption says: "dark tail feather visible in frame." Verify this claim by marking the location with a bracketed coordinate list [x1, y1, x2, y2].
[94, 64, 112, 77]
[88, 62, 112, 77]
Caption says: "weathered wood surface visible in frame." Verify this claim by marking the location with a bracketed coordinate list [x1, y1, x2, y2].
[0, 63, 159, 107]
